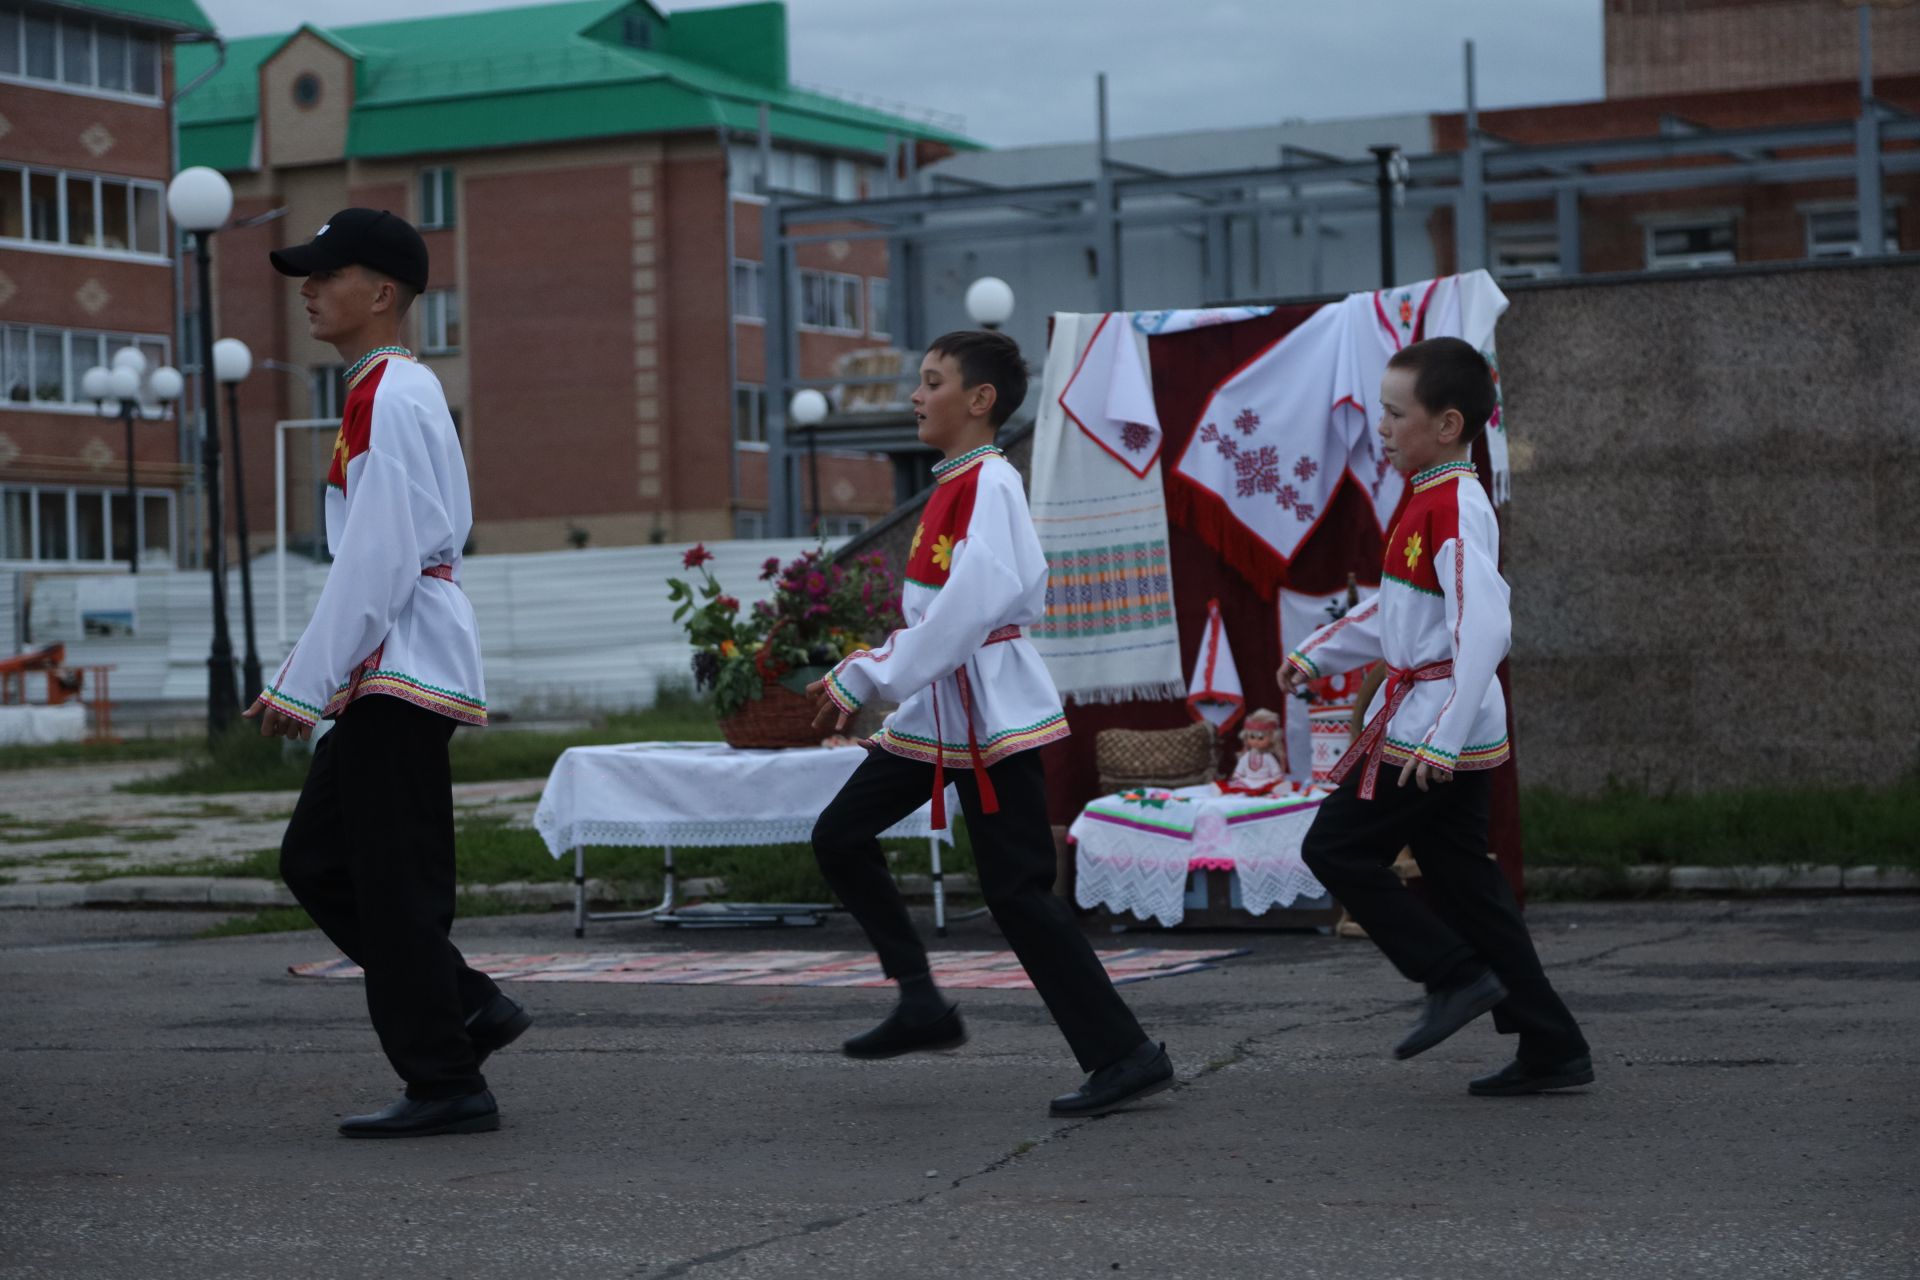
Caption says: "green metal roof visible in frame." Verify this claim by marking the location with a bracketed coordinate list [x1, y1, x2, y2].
[63, 0, 216, 36]
[175, 0, 977, 172]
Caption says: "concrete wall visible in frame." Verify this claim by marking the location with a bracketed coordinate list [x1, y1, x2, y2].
[1499, 256, 1920, 792]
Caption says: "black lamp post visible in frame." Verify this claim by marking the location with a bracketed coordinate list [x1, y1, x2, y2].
[168, 165, 239, 742]
[81, 352, 183, 574]
[214, 337, 263, 705]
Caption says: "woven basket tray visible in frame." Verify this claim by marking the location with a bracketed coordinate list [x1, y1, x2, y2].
[718, 679, 823, 750]
[1095, 722, 1218, 792]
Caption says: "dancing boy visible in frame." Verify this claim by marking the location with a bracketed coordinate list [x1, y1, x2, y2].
[248, 209, 528, 1137]
[1284, 337, 1591, 1095]
[808, 330, 1174, 1117]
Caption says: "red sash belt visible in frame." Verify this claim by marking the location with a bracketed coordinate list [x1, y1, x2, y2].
[1328, 660, 1453, 800]
[928, 625, 1023, 830]
[422, 564, 455, 581]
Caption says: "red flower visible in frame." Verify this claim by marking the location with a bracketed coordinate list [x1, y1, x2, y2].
[760, 556, 781, 580]
[717, 595, 739, 613]
[805, 571, 827, 597]
[683, 544, 714, 570]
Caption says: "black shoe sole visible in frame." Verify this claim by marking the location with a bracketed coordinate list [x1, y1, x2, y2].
[472, 1005, 533, 1067]
[842, 1028, 969, 1060]
[338, 1110, 501, 1139]
[1394, 980, 1508, 1060]
[1469, 1067, 1596, 1097]
[1048, 1071, 1175, 1119]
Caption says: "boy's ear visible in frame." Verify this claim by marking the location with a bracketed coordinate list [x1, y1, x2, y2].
[1437, 406, 1465, 443]
[970, 381, 998, 421]
[368, 276, 397, 317]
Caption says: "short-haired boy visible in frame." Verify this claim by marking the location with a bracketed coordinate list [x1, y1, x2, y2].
[1283, 337, 1591, 1095]
[808, 330, 1174, 1117]
[248, 209, 528, 1137]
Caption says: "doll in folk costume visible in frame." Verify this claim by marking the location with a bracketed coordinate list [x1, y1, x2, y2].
[1221, 709, 1286, 795]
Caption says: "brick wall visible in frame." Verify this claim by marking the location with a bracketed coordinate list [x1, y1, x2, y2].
[1606, 0, 1920, 96]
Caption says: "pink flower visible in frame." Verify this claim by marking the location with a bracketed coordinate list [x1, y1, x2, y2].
[805, 571, 827, 597]
[760, 557, 781, 580]
[717, 595, 739, 613]
[682, 544, 714, 570]
[806, 603, 831, 620]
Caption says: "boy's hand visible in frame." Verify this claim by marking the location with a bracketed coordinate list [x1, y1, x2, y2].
[805, 679, 850, 733]
[243, 700, 312, 742]
[1397, 756, 1452, 792]
[1278, 663, 1306, 696]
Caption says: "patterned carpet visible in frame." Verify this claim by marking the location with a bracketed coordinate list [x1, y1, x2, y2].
[289, 947, 1249, 989]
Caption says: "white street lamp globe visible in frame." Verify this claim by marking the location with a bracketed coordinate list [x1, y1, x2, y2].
[101, 398, 123, 417]
[111, 345, 148, 375]
[964, 276, 1015, 328]
[107, 366, 141, 400]
[212, 337, 252, 384]
[148, 365, 185, 400]
[81, 366, 112, 400]
[789, 388, 829, 426]
[167, 165, 233, 233]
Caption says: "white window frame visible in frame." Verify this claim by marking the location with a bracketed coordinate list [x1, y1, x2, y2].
[0, 6, 162, 106]
[734, 381, 767, 447]
[1, 323, 171, 414]
[308, 364, 346, 419]
[1642, 213, 1738, 272]
[0, 483, 175, 566]
[1802, 201, 1901, 259]
[0, 162, 169, 262]
[418, 165, 456, 230]
[1490, 224, 1562, 282]
[732, 258, 766, 324]
[798, 268, 863, 336]
[867, 277, 890, 339]
[420, 289, 460, 355]
[817, 514, 869, 538]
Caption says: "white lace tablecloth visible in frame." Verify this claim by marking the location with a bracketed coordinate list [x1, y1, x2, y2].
[1070, 785, 1328, 926]
[533, 742, 953, 857]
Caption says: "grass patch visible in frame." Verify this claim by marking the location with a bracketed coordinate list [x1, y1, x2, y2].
[120, 827, 184, 843]
[1522, 775, 1920, 873]
[195, 893, 543, 940]
[0, 819, 118, 844]
[125, 688, 727, 797]
[62, 848, 282, 882]
[0, 737, 189, 772]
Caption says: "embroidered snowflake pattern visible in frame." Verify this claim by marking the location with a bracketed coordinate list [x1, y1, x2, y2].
[1120, 422, 1155, 453]
[1198, 422, 1222, 445]
[1233, 446, 1280, 498]
[1294, 502, 1316, 524]
[1293, 456, 1318, 482]
[1276, 483, 1298, 510]
[1233, 408, 1260, 435]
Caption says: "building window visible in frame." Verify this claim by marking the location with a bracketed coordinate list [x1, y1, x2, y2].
[734, 509, 768, 539]
[420, 289, 460, 354]
[1645, 217, 1736, 271]
[732, 258, 766, 323]
[817, 514, 869, 537]
[791, 152, 824, 197]
[0, 7, 160, 100]
[292, 72, 321, 109]
[0, 485, 174, 565]
[734, 382, 767, 445]
[832, 158, 862, 202]
[868, 278, 890, 339]
[799, 269, 862, 335]
[1491, 226, 1562, 282]
[1805, 204, 1900, 258]
[0, 164, 167, 257]
[419, 166, 456, 230]
[309, 364, 346, 419]
[1, 324, 169, 410]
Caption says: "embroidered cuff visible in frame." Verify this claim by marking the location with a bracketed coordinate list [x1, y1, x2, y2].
[1285, 650, 1320, 680]
[824, 667, 864, 715]
[257, 686, 320, 728]
[1414, 742, 1458, 772]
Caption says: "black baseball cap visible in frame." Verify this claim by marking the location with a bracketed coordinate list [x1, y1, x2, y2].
[270, 208, 429, 292]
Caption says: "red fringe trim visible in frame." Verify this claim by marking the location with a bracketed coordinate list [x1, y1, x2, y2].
[1166, 474, 1288, 601]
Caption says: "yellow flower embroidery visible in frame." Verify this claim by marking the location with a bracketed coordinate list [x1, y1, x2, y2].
[1404, 531, 1424, 572]
[910, 522, 925, 560]
[931, 534, 955, 572]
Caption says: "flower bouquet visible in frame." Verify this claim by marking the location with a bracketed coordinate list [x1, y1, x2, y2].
[667, 544, 903, 749]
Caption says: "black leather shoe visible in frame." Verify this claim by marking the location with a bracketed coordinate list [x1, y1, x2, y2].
[338, 1090, 499, 1139]
[1469, 1054, 1595, 1096]
[842, 1003, 967, 1059]
[467, 993, 532, 1066]
[1048, 1041, 1174, 1118]
[1394, 969, 1508, 1060]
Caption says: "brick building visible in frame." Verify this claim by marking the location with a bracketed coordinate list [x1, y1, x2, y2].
[175, 0, 970, 559]
[0, 0, 215, 570]
[1606, 0, 1920, 97]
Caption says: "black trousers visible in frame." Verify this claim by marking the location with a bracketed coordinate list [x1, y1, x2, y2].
[813, 747, 1148, 1073]
[280, 695, 498, 1099]
[1301, 764, 1588, 1066]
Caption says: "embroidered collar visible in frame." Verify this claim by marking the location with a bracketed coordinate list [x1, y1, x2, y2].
[345, 345, 414, 388]
[1411, 460, 1477, 493]
[932, 444, 1003, 484]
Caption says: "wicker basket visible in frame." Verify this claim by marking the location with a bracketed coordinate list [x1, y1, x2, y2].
[718, 679, 824, 750]
[1095, 721, 1219, 793]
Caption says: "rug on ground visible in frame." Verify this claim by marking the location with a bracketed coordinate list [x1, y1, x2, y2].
[290, 947, 1249, 989]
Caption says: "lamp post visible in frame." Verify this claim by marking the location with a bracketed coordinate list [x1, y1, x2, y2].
[167, 164, 238, 741]
[789, 388, 829, 536]
[81, 350, 184, 573]
[214, 337, 263, 705]
[964, 276, 1015, 331]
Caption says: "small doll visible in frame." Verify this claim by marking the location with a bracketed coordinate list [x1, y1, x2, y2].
[1221, 708, 1286, 795]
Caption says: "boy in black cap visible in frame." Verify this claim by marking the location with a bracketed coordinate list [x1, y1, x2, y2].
[248, 208, 529, 1138]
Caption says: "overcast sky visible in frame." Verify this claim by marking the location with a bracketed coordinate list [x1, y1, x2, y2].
[196, 0, 1605, 147]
